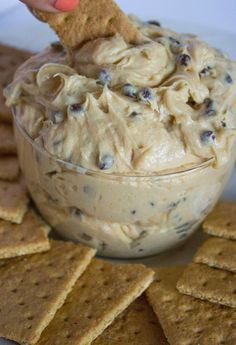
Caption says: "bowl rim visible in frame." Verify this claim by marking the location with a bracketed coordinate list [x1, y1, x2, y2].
[12, 106, 215, 180]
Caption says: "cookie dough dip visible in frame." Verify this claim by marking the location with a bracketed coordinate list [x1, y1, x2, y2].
[6, 10, 236, 257]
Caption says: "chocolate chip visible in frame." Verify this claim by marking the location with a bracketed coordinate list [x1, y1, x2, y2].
[67, 103, 85, 119]
[187, 97, 197, 108]
[46, 171, 58, 178]
[98, 154, 114, 170]
[70, 207, 82, 217]
[200, 130, 216, 145]
[150, 202, 155, 207]
[225, 73, 233, 84]
[51, 111, 64, 124]
[200, 66, 211, 77]
[175, 222, 191, 233]
[81, 233, 92, 241]
[169, 37, 181, 45]
[69, 103, 84, 113]
[207, 108, 217, 118]
[179, 54, 191, 67]
[204, 98, 217, 117]
[169, 37, 182, 54]
[168, 201, 179, 209]
[147, 20, 161, 27]
[204, 98, 214, 108]
[138, 87, 154, 103]
[221, 120, 227, 128]
[130, 111, 139, 118]
[100, 241, 107, 251]
[99, 69, 112, 86]
[83, 185, 96, 198]
[50, 41, 64, 51]
[123, 83, 137, 99]
[131, 210, 136, 215]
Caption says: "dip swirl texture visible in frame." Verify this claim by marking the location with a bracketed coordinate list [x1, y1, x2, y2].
[7, 19, 236, 175]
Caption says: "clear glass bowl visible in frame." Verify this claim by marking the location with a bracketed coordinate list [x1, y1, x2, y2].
[13, 108, 236, 258]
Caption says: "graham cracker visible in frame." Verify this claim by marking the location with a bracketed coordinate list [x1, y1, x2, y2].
[37, 259, 154, 345]
[203, 201, 236, 240]
[0, 240, 96, 345]
[0, 124, 17, 154]
[0, 209, 51, 259]
[194, 237, 236, 273]
[0, 155, 20, 181]
[0, 179, 29, 223]
[0, 43, 33, 123]
[35, 0, 141, 49]
[177, 263, 236, 308]
[93, 294, 168, 345]
[146, 267, 236, 345]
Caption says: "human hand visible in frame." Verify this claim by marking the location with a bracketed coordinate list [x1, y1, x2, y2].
[20, 0, 80, 13]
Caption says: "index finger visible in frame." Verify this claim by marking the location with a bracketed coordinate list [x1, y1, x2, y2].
[20, 0, 80, 13]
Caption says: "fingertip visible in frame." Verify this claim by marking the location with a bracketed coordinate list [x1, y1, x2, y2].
[54, 0, 80, 12]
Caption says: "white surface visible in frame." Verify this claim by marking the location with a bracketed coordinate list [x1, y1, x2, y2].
[0, 0, 16, 14]
[0, 0, 236, 34]
[0, 3, 236, 344]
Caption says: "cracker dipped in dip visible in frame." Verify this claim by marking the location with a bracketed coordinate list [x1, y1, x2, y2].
[5, 9, 236, 258]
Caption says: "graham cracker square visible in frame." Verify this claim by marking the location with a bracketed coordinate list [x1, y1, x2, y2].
[37, 259, 154, 345]
[0, 240, 96, 344]
[146, 267, 236, 345]
[177, 263, 236, 308]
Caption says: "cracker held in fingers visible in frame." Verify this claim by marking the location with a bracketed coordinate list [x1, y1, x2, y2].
[36, 259, 154, 345]
[0, 240, 96, 345]
[35, 0, 142, 49]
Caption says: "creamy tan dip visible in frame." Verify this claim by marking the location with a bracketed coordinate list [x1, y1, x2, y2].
[6, 18, 236, 257]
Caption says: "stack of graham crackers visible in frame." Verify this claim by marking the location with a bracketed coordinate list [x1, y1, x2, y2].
[0, 43, 33, 251]
[146, 201, 236, 344]
[0, 43, 54, 259]
[0, 43, 53, 261]
[177, 201, 236, 309]
[0, 44, 33, 182]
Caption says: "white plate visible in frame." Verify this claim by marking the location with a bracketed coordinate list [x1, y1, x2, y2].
[0, 7, 236, 345]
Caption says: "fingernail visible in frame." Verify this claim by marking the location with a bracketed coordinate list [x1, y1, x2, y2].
[54, 0, 79, 12]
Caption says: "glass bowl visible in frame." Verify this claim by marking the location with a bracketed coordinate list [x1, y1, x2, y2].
[13, 108, 236, 258]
